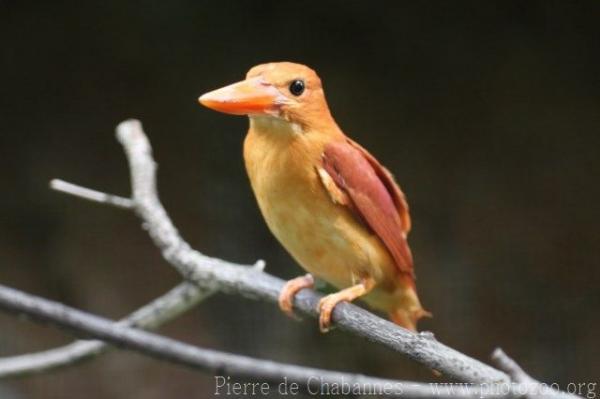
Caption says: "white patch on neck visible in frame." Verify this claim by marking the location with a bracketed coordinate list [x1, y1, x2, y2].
[250, 116, 304, 135]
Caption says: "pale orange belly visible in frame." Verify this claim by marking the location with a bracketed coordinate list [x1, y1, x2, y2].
[253, 170, 401, 306]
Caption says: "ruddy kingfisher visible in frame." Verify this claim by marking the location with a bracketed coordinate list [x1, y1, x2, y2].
[199, 62, 429, 332]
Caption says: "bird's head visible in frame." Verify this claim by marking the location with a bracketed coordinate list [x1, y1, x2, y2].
[199, 62, 334, 131]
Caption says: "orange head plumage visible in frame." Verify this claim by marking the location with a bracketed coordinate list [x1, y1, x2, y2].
[199, 62, 335, 131]
[199, 62, 429, 332]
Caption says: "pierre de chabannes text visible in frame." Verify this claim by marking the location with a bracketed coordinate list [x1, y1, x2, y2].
[214, 376, 597, 397]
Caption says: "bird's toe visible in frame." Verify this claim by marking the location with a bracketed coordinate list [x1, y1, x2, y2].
[318, 294, 340, 333]
[278, 293, 295, 318]
[278, 274, 314, 320]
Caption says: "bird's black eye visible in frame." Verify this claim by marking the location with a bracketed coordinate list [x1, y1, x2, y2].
[289, 79, 305, 96]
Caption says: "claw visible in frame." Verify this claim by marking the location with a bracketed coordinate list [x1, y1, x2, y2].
[316, 277, 375, 333]
[278, 274, 314, 319]
[318, 294, 342, 332]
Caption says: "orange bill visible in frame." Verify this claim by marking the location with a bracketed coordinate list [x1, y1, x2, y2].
[198, 77, 286, 116]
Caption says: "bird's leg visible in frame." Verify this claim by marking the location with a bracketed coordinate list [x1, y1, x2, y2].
[318, 277, 375, 332]
[278, 273, 315, 319]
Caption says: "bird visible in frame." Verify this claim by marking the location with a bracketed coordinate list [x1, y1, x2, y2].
[198, 62, 430, 332]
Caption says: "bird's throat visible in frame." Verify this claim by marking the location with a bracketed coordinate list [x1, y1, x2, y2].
[249, 116, 304, 136]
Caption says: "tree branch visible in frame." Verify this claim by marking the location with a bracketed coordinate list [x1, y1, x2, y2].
[0, 282, 212, 377]
[0, 283, 513, 399]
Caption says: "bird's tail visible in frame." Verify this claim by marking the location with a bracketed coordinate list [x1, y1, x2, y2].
[388, 285, 432, 332]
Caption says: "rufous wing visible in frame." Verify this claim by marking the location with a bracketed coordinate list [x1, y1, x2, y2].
[320, 138, 414, 279]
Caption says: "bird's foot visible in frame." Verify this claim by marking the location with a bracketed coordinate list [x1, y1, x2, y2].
[318, 292, 348, 333]
[317, 278, 375, 333]
[278, 274, 314, 319]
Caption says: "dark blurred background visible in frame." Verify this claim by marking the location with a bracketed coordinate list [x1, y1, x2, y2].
[1, 1, 599, 398]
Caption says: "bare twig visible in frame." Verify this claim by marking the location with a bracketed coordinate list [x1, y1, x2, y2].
[0, 283, 513, 399]
[491, 349, 537, 385]
[50, 179, 134, 209]
[0, 282, 212, 377]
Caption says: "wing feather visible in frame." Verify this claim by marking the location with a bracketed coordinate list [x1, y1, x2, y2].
[321, 139, 414, 277]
